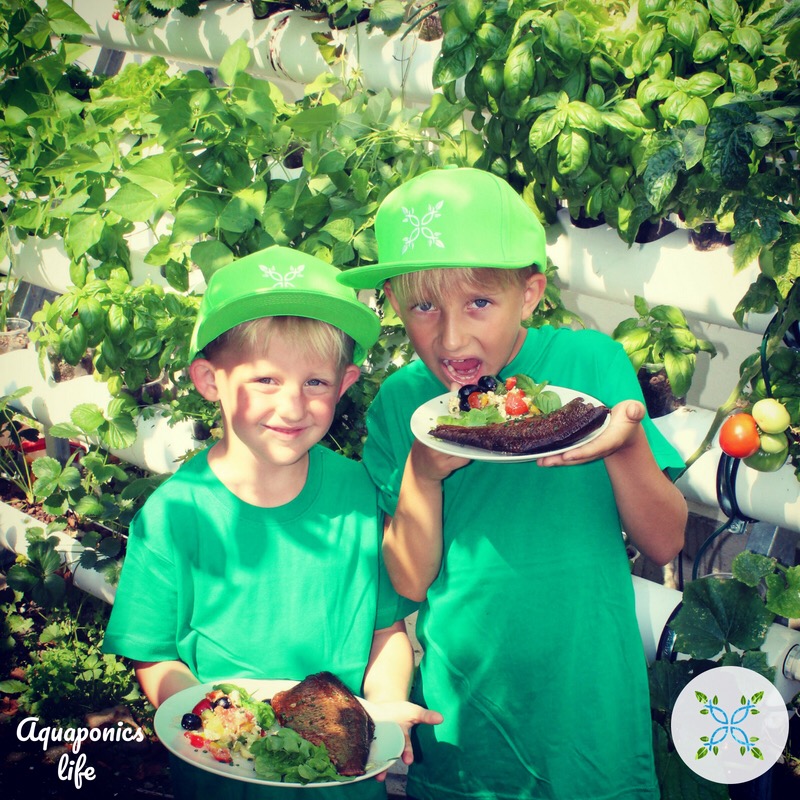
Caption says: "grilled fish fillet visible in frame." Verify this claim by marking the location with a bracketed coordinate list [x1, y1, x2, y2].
[429, 397, 610, 454]
[270, 672, 375, 776]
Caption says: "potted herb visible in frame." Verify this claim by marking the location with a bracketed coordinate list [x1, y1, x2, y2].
[612, 295, 717, 417]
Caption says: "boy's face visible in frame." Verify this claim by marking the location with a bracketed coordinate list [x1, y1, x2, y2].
[384, 271, 546, 389]
[191, 333, 360, 469]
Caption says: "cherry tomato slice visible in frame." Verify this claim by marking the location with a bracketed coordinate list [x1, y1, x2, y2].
[192, 698, 213, 716]
[467, 391, 483, 409]
[505, 392, 529, 416]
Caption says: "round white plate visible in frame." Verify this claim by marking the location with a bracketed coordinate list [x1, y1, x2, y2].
[410, 386, 610, 462]
[154, 679, 404, 788]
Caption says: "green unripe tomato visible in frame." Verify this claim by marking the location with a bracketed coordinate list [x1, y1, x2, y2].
[759, 432, 788, 454]
[743, 441, 789, 473]
[752, 398, 791, 434]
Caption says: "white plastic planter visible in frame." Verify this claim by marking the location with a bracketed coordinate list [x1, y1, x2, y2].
[0, 346, 199, 475]
[0, 501, 116, 604]
[631, 574, 800, 703]
[547, 209, 773, 334]
[73, 0, 439, 105]
[654, 408, 800, 531]
[4, 229, 206, 295]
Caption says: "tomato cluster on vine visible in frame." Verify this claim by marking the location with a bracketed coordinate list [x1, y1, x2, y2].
[718, 398, 792, 472]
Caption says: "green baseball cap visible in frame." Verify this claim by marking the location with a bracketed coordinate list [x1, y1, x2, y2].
[189, 246, 380, 365]
[337, 166, 547, 289]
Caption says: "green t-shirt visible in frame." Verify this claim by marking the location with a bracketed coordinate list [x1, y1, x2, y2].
[362, 326, 685, 800]
[104, 444, 403, 800]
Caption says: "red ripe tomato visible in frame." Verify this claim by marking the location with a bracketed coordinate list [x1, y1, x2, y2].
[719, 413, 760, 459]
[112, 10, 121, 20]
[505, 376, 517, 390]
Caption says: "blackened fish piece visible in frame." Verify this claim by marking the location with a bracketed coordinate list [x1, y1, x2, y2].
[270, 672, 375, 776]
[429, 397, 610, 455]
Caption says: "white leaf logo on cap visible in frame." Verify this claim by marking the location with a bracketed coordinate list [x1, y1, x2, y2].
[260, 264, 305, 288]
[401, 201, 445, 253]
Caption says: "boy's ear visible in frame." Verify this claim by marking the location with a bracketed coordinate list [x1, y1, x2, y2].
[189, 358, 220, 402]
[382, 280, 402, 318]
[521, 271, 548, 320]
[338, 363, 362, 400]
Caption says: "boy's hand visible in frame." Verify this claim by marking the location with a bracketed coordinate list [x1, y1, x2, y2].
[411, 438, 470, 482]
[536, 400, 646, 467]
[372, 700, 443, 780]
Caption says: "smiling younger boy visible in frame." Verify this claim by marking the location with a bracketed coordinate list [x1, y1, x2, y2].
[338, 168, 688, 800]
[103, 246, 441, 800]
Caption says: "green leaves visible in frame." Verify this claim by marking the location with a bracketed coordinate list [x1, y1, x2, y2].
[6, 536, 67, 608]
[612, 295, 716, 398]
[671, 577, 775, 659]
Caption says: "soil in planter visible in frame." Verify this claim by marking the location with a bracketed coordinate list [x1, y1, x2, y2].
[569, 209, 606, 229]
[638, 368, 686, 419]
[0, 329, 30, 355]
[689, 222, 734, 251]
[49, 352, 94, 383]
[634, 218, 678, 244]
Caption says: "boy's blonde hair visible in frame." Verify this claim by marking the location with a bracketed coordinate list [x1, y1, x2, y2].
[389, 266, 537, 308]
[203, 316, 354, 373]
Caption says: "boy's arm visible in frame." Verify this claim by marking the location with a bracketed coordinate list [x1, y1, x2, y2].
[382, 441, 470, 602]
[539, 400, 687, 565]
[362, 620, 443, 773]
[134, 660, 199, 708]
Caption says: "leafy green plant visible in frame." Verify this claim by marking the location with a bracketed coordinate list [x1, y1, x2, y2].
[0, 388, 42, 505]
[612, 294, 717, 402]
[30, 270, 200, 398]
[0, 578, 140, 726]
[649, 550, 800, 799]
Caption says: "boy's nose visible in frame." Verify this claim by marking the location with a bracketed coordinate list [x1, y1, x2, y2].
[276, 387, 305, 420]
[440, 312, 468, 352]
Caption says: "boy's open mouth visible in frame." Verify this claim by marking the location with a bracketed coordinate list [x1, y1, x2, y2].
[442, 358, 482, 385]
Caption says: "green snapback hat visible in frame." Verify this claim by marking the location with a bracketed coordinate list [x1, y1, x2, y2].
[189, 246, 380, 364]
[337, 166, 547, 289]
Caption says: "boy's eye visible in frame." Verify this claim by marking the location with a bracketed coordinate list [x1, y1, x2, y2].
[257, 377, 276, 385]
[413, 300, 436, 312]
[472, 298, 491, 309]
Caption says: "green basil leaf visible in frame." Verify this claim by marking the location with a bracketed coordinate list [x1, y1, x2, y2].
[693, 30, 727, 63]
[556, 127, 590, 177]
[503, 41, 535, 104]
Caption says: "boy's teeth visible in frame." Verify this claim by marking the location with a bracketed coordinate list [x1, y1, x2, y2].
[444, 358, 481, 382]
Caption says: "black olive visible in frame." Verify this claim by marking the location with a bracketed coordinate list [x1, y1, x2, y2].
[181, 713, 202, 730]
[457, 384, 481, 411]
[478, 375, 498, 392]
[213, 696, 231, 709]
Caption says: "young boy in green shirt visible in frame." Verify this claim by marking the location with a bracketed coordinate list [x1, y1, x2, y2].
[104, 245, 441, 800]
[338, 167, 688, 800]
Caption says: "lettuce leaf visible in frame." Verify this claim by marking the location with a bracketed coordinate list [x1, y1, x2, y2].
[251, 727, 348, 784]
[435, 405, 505, 427]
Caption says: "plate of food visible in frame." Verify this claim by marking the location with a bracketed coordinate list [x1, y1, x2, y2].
[154, 672, 404, 788]
[410, 374, 611, 462]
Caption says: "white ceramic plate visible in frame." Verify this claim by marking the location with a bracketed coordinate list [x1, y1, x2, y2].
[410, 386, 610, 462]
[154, 679, 404, 788]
